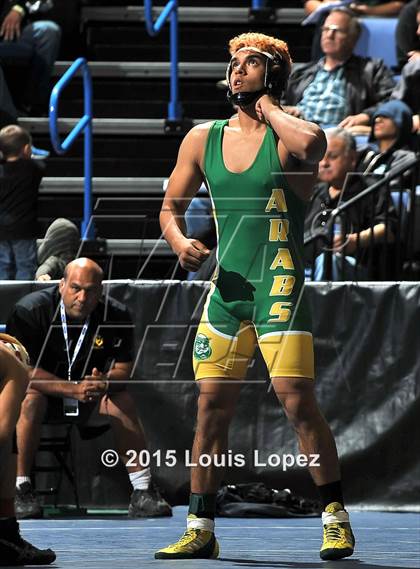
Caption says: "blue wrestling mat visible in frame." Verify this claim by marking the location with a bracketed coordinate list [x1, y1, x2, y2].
[18, 506, 419, 568]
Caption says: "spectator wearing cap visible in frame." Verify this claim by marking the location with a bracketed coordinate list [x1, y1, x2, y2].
[360, 99, 416, 175]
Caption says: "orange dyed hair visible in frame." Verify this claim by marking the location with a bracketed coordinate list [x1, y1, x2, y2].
[228, 32, 292, 79]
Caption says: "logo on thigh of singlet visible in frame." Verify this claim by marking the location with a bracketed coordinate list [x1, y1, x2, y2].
[194, 333, 212, 360]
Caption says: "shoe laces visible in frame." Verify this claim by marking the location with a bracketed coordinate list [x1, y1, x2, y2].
[324, 522, 344, 542]
[177, 528, 200, 547]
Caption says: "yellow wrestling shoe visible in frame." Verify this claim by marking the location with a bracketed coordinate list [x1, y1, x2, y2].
[320, 502, 355, 560]
[154, 515, 219, 559]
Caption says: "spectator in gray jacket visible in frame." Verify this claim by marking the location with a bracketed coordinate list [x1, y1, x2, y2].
[36, 218, 80, 281]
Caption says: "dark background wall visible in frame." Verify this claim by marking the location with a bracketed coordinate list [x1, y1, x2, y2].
[1, 281, 419, 510]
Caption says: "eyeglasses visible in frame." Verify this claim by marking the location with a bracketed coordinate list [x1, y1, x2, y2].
[321, 25, 349, 36]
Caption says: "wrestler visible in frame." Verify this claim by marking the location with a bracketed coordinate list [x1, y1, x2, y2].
[156, 32, 354, 561]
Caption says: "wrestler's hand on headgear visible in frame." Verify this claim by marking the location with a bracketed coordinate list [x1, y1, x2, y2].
[254, 94, 277, 123]
[176, 238, 211, 272]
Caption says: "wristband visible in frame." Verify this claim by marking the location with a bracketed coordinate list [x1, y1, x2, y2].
[11, 5, 25, 16]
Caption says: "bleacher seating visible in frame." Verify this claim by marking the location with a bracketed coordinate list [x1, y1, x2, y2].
[20, 2, 312, 277]
[16, 2, 418, 278]
[354, 17, 398, 69]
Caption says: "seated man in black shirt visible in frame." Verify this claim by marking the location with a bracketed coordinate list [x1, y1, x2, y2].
[0, 334, 55, 565]
[6, 257, 172, 519]
[305, 128, 395, 280]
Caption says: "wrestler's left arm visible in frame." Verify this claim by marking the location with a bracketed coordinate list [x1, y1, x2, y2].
[255, 94, 327, 201]
[256, 94, 326, 163]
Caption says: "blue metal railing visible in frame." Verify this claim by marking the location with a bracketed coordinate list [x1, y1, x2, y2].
[144, 0, 181, 121]
[144, 0, 268, 121]
[49, 57, 93, 239]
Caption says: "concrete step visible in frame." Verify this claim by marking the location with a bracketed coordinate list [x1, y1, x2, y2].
[34, 237, 174, 256]
[52, 61, 226, 78]
[55, 98, 231, 119]
[39, 177, 165, 194]
[81, 6, 304, 24]
[20, 117, 208, 135]
[105, 239, 173, 256]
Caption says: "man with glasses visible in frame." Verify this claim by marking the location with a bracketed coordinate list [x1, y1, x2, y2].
[305, 1, 406, 17]
[283, 8, 396, 128]
[304, 2, 407, 61]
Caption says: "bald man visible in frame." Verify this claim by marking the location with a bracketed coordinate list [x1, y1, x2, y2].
[0, 335, 56, 565]
[6, 258, 171, 519]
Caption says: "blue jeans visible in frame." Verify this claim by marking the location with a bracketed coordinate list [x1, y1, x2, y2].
[0, 239, 37, 280]
[19, 20, 61, 107]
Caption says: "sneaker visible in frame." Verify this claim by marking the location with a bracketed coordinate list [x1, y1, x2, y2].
[320, 501, 355, 560]
[128, 483, 172, 518]
[155, 518, 219, 560]
[15, 482, 43, 520]
[0, 517, 56, 566]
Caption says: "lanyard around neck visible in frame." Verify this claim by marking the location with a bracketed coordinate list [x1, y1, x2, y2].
[60, 300, 90, 381]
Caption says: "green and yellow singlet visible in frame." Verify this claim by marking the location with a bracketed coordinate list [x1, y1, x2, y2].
[193, 119, 314, 380]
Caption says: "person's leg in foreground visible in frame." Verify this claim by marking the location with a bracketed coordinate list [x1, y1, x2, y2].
[0, 335, 56, 565]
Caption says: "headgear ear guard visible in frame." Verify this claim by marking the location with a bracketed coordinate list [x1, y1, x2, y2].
[226, 46, 287, 108]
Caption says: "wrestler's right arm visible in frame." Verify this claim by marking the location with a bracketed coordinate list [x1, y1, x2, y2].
[160, 124, 212, 271]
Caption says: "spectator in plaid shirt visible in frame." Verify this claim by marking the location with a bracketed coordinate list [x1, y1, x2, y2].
[283, 8, 395, 128]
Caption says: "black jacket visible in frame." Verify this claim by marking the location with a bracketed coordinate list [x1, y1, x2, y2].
[0, 159, 44, 240]
[283, 55, 396, 117]
[396, 0, 420, 68]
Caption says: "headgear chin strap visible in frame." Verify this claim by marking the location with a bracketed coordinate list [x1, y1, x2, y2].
[226, 46, 283, 108]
